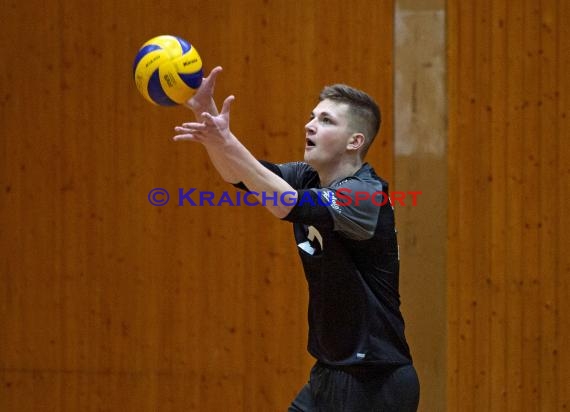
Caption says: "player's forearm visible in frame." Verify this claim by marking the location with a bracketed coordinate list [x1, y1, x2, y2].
[219, 136, 297, 218]
[203, 145, 240, 184]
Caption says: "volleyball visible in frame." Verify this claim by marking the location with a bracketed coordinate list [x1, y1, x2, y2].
[133, 35, 203, 106]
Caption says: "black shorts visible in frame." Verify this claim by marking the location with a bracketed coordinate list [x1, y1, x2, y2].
[288, 362, 420, 412]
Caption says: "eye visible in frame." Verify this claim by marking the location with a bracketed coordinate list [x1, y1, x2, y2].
[321, 116, 332, 124]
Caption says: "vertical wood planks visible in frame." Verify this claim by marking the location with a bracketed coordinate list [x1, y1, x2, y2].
[0, 1, 396, 411]
[447, 0, 569, 410]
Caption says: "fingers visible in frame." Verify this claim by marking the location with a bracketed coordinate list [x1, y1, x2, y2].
[173, 124, 206, 142]
[200, 66, 223, 91]
[172, 134, 199, 142]
[174, 93, 232, 143]
[205, 66, 223, 83]
[180, 122, 206, 129]
[220, 95, 235, 116]
[174, 125, 205, 134]
[201, 104, 230, 126]
[184, 66, 223, 110]
[201, 112, 216, 126]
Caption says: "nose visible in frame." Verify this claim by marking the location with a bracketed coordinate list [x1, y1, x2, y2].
[305, 118, 316, 135]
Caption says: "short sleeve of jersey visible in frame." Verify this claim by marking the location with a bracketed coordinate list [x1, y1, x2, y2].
[285, 176, 385, 241]
[316, 178, 383, 240]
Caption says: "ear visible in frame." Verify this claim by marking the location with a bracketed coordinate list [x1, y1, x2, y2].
[346, 133, 366, 152]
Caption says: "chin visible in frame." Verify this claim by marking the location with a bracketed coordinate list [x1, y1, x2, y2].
[303, 152, 316, 167]
[304, 158, 322, 172]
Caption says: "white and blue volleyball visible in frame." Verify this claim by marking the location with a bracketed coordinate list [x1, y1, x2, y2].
[133, 35, 203, 106]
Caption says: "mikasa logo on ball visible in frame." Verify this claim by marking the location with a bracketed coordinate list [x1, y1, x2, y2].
[183, 58, 198, 66]
[145, 55, 161, 68]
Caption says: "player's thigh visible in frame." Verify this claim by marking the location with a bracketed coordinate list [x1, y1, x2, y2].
[374, 364, 420, 411]
[288, 383, 316, 412]
[310, 363, 419, 412]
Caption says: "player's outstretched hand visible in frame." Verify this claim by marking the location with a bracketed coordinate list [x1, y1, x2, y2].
[185, 66, 223, 117]
[174, 95, 235, 146]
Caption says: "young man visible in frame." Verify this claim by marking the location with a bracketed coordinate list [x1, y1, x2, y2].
[174, 67, 419, 411]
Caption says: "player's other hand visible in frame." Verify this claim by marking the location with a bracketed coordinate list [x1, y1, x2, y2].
[174, 95, 235, 146]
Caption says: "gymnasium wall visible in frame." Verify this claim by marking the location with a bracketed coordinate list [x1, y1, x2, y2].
[0, 1, 395, 410]
[2, 0, 568, 411]
[394, 1, 447, 411]
[447, 0, 569, 411]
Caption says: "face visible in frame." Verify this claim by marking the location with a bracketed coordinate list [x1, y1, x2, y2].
[303, 99, 355, 169]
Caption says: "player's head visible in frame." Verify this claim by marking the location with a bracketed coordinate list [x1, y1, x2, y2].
[318, 84, 381, 159]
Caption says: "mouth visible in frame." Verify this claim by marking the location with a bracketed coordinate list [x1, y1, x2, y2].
[305, 138, 316, 148]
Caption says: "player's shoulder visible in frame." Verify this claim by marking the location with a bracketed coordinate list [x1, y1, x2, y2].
[330, 164, 386, 193]
[277, 161, 315, 175]
[275, 161, 318, 189]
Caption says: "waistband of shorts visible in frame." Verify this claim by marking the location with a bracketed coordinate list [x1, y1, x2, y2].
[315, 361, 407, 377]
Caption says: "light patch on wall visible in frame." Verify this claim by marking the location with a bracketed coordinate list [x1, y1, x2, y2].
[394, 6, 446, 157]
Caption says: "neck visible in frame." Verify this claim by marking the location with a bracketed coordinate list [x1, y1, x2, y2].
[317, 157, 364, 187]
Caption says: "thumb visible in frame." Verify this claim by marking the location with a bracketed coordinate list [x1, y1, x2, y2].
[221, 95, 235, 116]
[207, 66, 223, 83]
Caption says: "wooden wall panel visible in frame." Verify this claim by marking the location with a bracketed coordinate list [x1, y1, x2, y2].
[0, 0, 395, 411]
[447, 0, 569, 411]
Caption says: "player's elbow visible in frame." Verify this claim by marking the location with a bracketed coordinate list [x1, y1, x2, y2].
[223, 177, 241, 185]
[267, 204, 295, 219]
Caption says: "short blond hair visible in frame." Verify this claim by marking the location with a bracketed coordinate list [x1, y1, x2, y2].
[319, 84, 381, 158]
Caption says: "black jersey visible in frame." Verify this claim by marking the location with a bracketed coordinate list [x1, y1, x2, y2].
[261, 161, 413, 368]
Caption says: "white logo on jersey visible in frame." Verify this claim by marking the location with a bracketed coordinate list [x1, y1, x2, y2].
[322, 190, 342, 214]
[297, 225, 324, 255]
